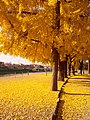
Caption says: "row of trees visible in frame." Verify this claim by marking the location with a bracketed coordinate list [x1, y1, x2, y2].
[0, 0, 90, 90]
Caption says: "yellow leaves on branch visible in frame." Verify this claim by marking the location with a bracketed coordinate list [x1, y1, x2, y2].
[72, 8, 81, 14]
[2, 0, 9, 5]
[0, 0, 90, 61]
[48, 0, 57, 6]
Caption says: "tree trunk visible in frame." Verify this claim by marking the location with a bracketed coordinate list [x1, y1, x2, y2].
[51, 47, 59, 91]
[72, 66, 75, 75]
[79, 60, 83, 75]
[64, 55, 68, 78]
[69, 63, 71, 76]
[88, 60, 90, 74]
[55, 0, 60, 31]
[68, 58, 72, 76]
[58, 55, 67, 81]
[58, 59, 64, 81]
[64, 60, 67, 78]
[51, 0, 60, 91]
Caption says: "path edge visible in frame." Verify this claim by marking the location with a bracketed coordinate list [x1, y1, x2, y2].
[51, 76, 70, 120]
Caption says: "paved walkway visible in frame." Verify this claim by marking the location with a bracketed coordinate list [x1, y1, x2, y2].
[56, 75, 90, 120]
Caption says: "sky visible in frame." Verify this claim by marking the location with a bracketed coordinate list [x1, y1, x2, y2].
[0, 53, 32, 65]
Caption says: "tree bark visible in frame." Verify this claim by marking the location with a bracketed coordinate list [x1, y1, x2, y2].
[58, 59, 64, 81]
[51, 47, 59, 91]
[88, 60, 90, 74]
[51, 0, 60, 91]
[64, 55, 68, 77]
[55, 0, 60, 31]
[64, 60, 67, 78]
[68, 58, 72, 76]
[79, 60, 83, 75]
[58, 56, 68, 81]
[72, 66, 75, 75]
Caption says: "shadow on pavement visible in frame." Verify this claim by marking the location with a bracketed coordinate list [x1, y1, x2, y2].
[71, 77, 90, 80]
[55, 100, 65, 120]
[52, 99, 65, 120]
[64, 92, 90, 96]
[68, 79, 90, 87]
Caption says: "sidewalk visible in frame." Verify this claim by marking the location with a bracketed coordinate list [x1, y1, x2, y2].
[56, 75, 90, 120]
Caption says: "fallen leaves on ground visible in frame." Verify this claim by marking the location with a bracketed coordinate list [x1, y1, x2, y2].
[0, 73, 64, 120]
[57, 75, 90, 120]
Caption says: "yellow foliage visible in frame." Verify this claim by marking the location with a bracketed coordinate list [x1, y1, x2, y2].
[0, 0, 90, 61]
[2, 0, 9, 5]
[48, 0, 56, 6]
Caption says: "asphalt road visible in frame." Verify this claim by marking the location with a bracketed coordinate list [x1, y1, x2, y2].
[56, 75, 90, 120]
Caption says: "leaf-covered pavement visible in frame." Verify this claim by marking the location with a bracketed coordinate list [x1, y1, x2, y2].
[56, 75, 90, 120]
[0, 73, 64, 120]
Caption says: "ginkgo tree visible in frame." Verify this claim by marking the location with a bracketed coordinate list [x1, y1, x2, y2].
[58, 0, 90, 76]
[0, 0, 90, 91]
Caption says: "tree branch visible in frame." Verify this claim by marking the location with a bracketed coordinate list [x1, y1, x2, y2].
[31, 39, 40, 43]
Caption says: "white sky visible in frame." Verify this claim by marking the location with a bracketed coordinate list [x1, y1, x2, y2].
[0, 53, 32, 65]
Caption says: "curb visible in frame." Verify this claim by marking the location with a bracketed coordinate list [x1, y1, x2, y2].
[51, 77, 70, 120]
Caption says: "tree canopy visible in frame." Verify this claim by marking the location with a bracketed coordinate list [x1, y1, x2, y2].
[0, 0, 90, 62]
[0, 0, 90, 90]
